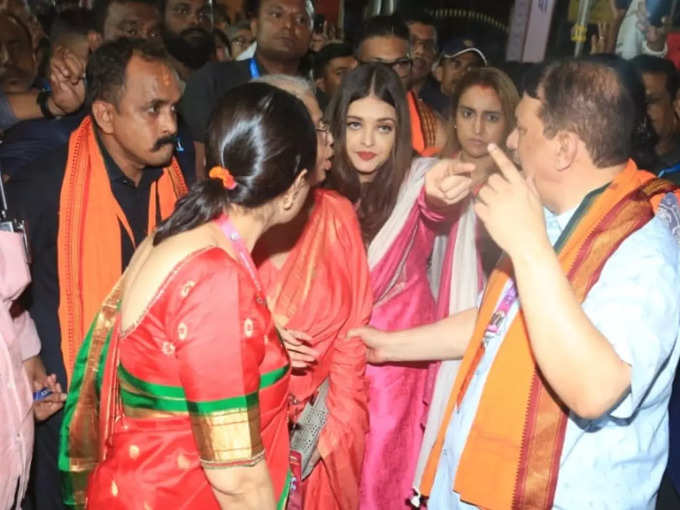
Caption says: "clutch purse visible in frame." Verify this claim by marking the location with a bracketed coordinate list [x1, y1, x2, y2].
[289, 378, 330, 479]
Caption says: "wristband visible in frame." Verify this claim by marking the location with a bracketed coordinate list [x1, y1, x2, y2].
[37, 89, 55, 119]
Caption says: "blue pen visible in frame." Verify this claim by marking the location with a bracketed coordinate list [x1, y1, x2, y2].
[33, 388, 53, 401]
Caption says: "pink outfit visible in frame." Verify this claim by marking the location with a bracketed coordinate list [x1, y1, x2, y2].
[360, 181, 447, 509]
[0, 231, 40, 509]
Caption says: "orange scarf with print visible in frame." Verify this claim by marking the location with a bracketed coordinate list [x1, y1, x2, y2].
[419, 161, 675, 509]
[57, 116, 187, 382]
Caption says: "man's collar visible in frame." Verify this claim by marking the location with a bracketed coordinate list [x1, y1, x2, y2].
[659, 135, 680, 166]
[544, 206, 577, 236]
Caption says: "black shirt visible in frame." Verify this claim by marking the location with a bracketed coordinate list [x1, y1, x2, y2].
[654, 139, 680, 186]
[97, 135, 165, 264]
[6, 132, 195, 387]
[179, 59, 253, 143]
[178, 57, 314, 143]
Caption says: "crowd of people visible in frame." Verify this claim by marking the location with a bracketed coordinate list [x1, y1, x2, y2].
[3, 0, 680, 509]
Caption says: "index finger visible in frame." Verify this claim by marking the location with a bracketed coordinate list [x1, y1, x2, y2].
[487, 143, 522, 184]
[439, 158, 475, 176]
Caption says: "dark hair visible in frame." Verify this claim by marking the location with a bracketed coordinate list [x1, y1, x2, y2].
[213, 3, 231, 25]
[400, 8, 436, 28]
[357, 15, 410, 50]
[50, 8, 93, 41]
[91, 0, 160, 34]
[497, 61, 536, 95]
[154, 83, 316, 244]
[85, 37, 169, 107]
[588, 54, 659, 170]
[313, 42, 354, 79]
[631, 54, 679, 99]
[1, 12, 33, 47]
[400, 8, 438, 43]
[244, 0, 313, 21]
[528, 58, 634, 168]
[326, 63, 413, 242]
[214, 28, 230, 46]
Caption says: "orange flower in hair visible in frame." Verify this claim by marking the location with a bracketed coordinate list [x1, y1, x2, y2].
[209, 166, 238, 190]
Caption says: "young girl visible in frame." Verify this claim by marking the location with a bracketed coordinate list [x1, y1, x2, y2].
[325, 63, 473, 509]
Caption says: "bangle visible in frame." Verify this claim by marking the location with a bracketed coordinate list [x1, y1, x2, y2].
[642, 39, 668, 58]
[37, 90, 55, 119]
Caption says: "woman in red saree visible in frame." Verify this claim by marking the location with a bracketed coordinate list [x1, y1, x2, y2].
[253, 75, 373, 510]
[58, 83, 318, 509]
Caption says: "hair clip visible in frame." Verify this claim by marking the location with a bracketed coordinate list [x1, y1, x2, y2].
[209, 166, 238, 190]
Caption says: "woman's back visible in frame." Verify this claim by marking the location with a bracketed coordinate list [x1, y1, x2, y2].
[86, 232, 292, 509]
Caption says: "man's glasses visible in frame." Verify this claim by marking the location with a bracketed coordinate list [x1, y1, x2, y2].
[357, 57, 413, 73]
[231, 37, 253, 48]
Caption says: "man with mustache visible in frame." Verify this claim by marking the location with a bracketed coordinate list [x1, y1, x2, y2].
[1, 0, 196, 181]
[161, 0, 215, 80]
[6, 38, 192, 510]
[179, 0, 313, 178]
[403, 11, 437, 101]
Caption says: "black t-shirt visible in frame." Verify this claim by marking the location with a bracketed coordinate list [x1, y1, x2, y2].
[5, 135, 195, 388]
[178, 59, 253, 143]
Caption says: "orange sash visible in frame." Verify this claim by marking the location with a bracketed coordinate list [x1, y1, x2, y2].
[408, 90, 440, 157]
[57, 116, 187, 382]
[420, 161, 676, 509]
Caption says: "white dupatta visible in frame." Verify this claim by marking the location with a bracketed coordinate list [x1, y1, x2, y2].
[363, 155, 481, 506]
[367, 158, 437, 269]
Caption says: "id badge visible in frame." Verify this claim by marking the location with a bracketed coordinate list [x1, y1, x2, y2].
[287, 451, 303, 510]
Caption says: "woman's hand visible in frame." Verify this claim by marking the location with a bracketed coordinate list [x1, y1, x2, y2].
[276, 325, 319, 370]
[424, 158, 474, 211]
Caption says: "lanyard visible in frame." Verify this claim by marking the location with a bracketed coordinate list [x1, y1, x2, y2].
[249, 58, 261, 79]
[658, 161, 680, 178]
[484, 285, 517, 338]
[215, 214, 263, 295]
[482, 183, 609, 342]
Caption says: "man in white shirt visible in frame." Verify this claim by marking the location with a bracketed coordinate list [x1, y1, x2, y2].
[351, 57, 680, 509]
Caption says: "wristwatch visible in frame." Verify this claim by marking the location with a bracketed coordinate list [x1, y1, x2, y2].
[36, 89, 56, 119]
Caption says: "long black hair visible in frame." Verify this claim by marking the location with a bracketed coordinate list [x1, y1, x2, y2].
[325, 63, 413, 243]
[154, 82, 316, 244]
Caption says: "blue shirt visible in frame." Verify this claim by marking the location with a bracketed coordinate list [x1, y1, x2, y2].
[429, 200, 680, 510]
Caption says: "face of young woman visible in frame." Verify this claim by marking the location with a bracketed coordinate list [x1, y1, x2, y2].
[455, 84, 507, 159]
[344, 95, 397, 182]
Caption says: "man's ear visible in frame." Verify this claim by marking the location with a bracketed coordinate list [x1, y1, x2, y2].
[673, 89, 680, 122]
[433, 63, 443, 83]
[555, 130, 578, 171]
[91, 100, 116, 134]
[88, 30, 103, 52]
[315, 77, 326, 93]
[250, 18, 258, 39]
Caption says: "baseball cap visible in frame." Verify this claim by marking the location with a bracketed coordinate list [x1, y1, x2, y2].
[440, 37, 487, 65]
